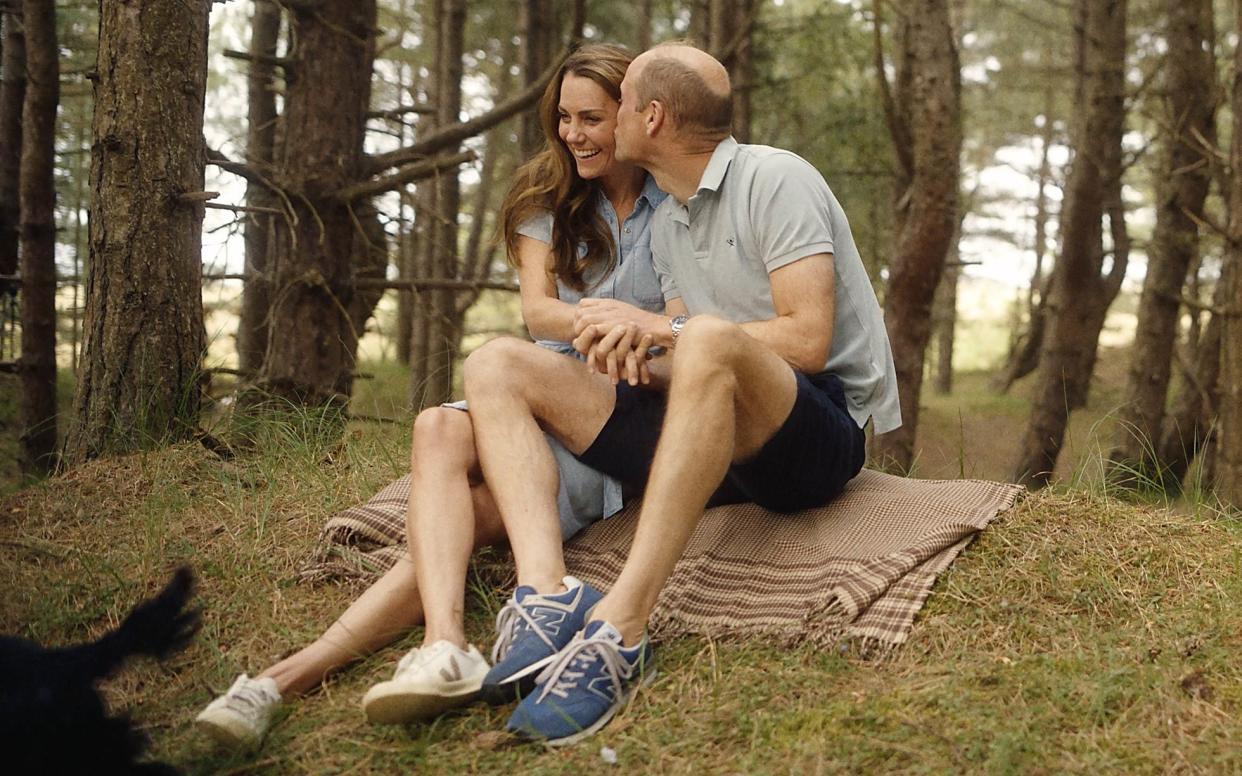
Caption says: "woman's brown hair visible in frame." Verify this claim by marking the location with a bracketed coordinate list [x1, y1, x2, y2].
[499, 43, 633, 292]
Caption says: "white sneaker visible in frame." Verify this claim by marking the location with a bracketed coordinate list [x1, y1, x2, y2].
[195, 673, 282, 749]
[362, 640, 490, 724]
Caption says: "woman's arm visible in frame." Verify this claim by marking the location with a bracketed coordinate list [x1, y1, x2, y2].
[514, 235, 577, 342]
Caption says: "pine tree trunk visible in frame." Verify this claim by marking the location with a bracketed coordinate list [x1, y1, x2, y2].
[1213, 0, 1242, 508]
[519, 0, 551, 156]
[870, 0, 962, 472]
[348, 199, 388, 339]
[67, 0, 210, 463]
[1216, 253, 1242, 507]
[0, 5, 24, 303]
[396, 187, 415, 366]
[424, 0, 465, 406]
[254, 0, 375, 407]
[1013, 0, 1128, 488]
[731, 0, 755, 143]
[689, 0, 710, 45]
[1109, 0, 1214, 484]
[932, 256, 960, 395]
[237, 0, 280, 375]
[637, 0, 653, 50]
[1157, 273, 1224, 491]
[17, 0, 56, 475]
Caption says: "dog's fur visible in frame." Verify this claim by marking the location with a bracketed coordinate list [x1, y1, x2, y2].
[0, 567, 200, 775]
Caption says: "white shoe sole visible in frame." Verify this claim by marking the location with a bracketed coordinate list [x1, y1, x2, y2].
[194, 712, 261, 750]
[362, 675, 485, 724]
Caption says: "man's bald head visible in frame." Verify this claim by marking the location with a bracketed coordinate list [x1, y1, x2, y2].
[631, 43, 732, 142]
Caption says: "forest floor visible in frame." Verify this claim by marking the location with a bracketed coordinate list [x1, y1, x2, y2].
[1, 343, 1239, 773]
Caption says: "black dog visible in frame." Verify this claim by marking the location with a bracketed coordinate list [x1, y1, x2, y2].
[0, 567, 200, 775]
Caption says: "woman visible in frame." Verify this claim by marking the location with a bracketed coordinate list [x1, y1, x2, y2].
[194, 43, 666, 749]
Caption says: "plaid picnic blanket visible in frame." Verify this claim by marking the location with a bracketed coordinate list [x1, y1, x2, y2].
[304, 469, 1022, 653]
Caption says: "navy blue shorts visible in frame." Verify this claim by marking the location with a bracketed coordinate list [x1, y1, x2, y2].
[576, 371, 866, 513]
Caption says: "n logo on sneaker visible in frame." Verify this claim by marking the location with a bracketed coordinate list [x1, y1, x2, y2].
[529, 606, 569, 636]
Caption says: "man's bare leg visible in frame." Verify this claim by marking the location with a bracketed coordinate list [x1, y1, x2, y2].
[462, 338, 617, 593]
[589, 316, 799, 644]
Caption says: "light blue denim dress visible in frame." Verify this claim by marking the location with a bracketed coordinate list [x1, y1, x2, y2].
[449, 175, 666, 539]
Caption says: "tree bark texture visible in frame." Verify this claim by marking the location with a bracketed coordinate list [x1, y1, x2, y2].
[0, 5, 24, 302]
[870, 0, 962, 472]
[1013, 0, 1128, 488]
[700, 0, 757, 143]
[1216, 251, 1242, 507]
[410, 0, 464, 408]
[519, 0, 553, 156]
[1155, 267, 1224, 491]
[255, 0, 376, 406]
[1109, 0, 1215, 483]
[67, 0, 210, 463]
[396, 187, 415, 365]
[237, 0, 280, 375]
[1214, 0, 1242, 508]
[18, 0, 56, 475]
[932, 258, 960, 395]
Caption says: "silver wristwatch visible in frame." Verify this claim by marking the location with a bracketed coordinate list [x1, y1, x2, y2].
[669, 314, 689, 345]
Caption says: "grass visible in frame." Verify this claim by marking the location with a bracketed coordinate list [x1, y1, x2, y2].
[2, 351, 1241, 773]
[1, 433, 1239, 773]
[2, 288, 1238, 772]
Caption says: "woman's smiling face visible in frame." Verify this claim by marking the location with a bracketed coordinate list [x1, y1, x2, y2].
[557, 72, 620, 180]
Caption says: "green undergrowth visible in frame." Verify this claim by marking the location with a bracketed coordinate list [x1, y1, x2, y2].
[1, 401, 1240, 773]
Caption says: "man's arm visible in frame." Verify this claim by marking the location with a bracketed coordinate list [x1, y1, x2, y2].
[739, 253, 835, 374]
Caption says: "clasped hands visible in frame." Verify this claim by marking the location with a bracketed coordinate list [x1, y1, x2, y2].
[571, 297, 665, 386]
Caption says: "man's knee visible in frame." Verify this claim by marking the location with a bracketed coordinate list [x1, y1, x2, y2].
[411, 407, 473, 469]
[674, 315, 745, 375]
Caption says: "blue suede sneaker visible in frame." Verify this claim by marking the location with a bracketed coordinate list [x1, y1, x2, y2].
[480, 576, 603, 705]
[506, 620, 655, 746]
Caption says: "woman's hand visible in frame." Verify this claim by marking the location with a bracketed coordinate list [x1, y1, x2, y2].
[573, 321, 654, 386]
[573, 298, 666, 342]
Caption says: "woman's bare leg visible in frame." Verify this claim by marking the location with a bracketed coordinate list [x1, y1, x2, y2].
[409, 407, 504, 650]
[256, 408, 504, 698]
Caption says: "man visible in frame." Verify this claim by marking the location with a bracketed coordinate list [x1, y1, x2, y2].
[463, 42, 900, 745]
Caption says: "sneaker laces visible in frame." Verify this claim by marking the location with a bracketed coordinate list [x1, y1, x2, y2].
[535, 633, 628, 703]
[392, 647, 426, 679]
[222, 677, 277, 715]
[491, 595, 559, 664]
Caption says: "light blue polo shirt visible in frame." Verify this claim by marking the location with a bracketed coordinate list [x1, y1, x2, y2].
[650, 137, 902, 434]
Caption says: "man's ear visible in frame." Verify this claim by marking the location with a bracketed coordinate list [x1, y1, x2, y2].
[647, 100, 666, 137]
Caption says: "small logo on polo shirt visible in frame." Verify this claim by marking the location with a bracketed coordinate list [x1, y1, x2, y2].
[726, 237, 735, 246]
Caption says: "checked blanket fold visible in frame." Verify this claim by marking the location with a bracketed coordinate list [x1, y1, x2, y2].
[303, 469, 1022, 653]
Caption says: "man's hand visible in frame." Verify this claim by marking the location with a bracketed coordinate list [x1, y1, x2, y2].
[573, 321, 654, 386]
[573, 298, 666, 340]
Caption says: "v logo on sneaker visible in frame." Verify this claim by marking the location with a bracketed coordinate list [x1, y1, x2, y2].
[439, 655, 461, 683]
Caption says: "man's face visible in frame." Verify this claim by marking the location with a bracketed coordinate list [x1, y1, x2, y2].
[613, 58, 646, 163]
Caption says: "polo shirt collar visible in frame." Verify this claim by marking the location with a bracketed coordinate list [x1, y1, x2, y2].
[696, 136, 739, 195]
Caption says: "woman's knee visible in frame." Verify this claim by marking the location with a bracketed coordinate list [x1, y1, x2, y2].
[462, 336, 531, 394]
[410, 407, 475, 470]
